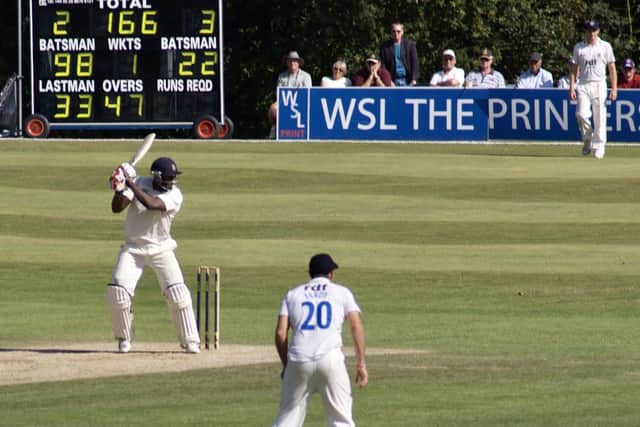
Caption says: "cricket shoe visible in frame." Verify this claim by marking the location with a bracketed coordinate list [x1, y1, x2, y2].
[582, 139, 592, 155]
[184, 341, 201, 354]
[593, 146, 605, 159]
[118, 339, 132, 353]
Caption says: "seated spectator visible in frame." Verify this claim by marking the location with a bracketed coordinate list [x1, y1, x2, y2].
[556, 57, 575, 89]
[464, 48, 505, 88]
[352, 54, 394, 87]
[618, 58, 640, 89]
[268, 51, 312, 138]
[321, 60, 352, 87]
[430, 49, 465, 87]
[556, 75, 570, 88]
[515, 52, 554, 88]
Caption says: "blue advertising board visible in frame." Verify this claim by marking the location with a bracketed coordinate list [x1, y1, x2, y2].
[277, 87, 640, 142]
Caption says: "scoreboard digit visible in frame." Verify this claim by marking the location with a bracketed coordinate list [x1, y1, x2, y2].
[27, 0, 226, 138]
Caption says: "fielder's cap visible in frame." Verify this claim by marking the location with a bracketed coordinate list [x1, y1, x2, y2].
[283, 51, 304, 66]
[366, 54, 380, 64]
[623, 58, 635, 69]
[309, 253, 338, 276]
[529, 52, 542, 62]
[479, 48, 493, 59]
[585, 19, 600, 30]
[150, 157, 181, 177]
[443, 49, 456, 58]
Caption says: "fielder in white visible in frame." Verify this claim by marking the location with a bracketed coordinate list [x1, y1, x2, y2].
[569, 19, 617, 159]
[273, 254, 368, 427]
[106, 157, 200, 354]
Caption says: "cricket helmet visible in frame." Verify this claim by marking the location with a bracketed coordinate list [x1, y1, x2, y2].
[150, 157, 181, 178]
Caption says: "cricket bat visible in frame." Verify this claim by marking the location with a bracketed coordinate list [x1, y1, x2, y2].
[130, 133, 156, 166]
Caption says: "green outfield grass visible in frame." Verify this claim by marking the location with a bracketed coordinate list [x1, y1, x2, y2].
[1, 140, 640, 426]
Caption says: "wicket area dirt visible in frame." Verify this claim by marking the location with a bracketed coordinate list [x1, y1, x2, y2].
[0, 342, 420, 385]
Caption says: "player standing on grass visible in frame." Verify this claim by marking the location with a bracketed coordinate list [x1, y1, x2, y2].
[569, 19, 617, 159]
[272, 253, 368, 427]
[106, 157, 200, 354]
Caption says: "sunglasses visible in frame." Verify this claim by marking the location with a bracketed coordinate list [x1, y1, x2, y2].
[480, 57, 491, 62]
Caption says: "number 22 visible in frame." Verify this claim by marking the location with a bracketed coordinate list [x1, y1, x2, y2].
[301, 301, 332, 330]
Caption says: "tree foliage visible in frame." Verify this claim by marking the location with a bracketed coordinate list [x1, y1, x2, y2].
[2, 1, 640, 138]
[224, 0, 640, 137]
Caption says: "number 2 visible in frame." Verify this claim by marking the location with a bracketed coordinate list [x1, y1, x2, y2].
[301, 301, 332, 330]
[53, 11, 70, 36]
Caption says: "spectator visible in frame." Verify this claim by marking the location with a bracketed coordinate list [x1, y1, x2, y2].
[570, 19, 617, 159]
[464, 48, 506, 88]
[618, 58, 640, 89]
[430, 49, 465, 87]
[515, 52, 554, 88]
[321, 60, 352, 87]
[268, 51, 312, 138]
[352, 54, 394, 87]
[379, 22, 419, 86]
[557, 57, 574, 89]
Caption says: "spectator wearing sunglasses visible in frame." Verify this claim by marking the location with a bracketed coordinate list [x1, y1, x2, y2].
[464, 48, 505, 88]
[352, 54, 394, 87]
[321, 60, 352, 87]
[379, 22, 419, 86]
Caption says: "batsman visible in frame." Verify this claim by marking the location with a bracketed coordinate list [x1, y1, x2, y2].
[106, 155, 200, 353]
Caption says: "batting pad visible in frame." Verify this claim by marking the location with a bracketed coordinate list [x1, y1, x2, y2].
[164, 284, 200, 347]
[106, 285, 133, 342]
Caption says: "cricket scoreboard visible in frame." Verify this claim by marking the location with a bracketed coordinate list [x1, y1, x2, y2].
[27, 0, 226, 138]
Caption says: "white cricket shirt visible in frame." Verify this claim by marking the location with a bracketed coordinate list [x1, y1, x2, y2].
[572, 38, 615, 83]
[279, 277, 361, 363]
[124, 176, 182, 250]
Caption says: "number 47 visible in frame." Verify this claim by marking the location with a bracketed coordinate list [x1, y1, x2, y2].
[301, 301, 332, 330]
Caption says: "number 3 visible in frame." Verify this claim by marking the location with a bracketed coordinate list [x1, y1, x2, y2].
[301, 301, 332, 330]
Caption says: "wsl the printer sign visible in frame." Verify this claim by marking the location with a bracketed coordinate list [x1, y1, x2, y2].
[278, 88, 640, 142]
[277, 88, 489, 141]
[277, 89, 309, 140]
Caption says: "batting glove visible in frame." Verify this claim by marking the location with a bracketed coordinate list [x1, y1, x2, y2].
[120, 162, 137, 178]
[109, 168, 126, 192]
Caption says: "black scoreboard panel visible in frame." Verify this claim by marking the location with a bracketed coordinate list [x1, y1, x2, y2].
[29, 0, 223, 130]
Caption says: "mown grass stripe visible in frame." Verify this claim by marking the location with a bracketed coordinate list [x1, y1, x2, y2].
[2, 235, 640, 275]
[6, 188, 640, 223]
[6, 213, 640, 244]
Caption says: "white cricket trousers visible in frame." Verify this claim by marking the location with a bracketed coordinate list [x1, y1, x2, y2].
[575, 80, 609, 149]
[111, 246, 185, 295]
[273, 348, 355, 427]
